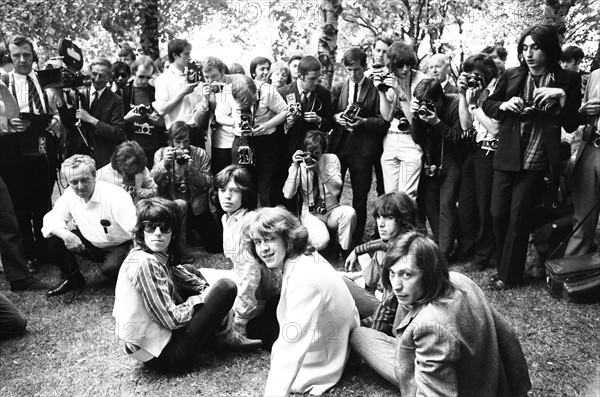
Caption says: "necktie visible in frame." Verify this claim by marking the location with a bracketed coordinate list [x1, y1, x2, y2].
[353, 83, 359, 104]
[27, 76, 43, 114]
[90, 91, 98, 114]
[300, 90, 309, 111]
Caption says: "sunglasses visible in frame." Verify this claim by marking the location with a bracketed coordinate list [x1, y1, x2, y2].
[142, 221, 173, 234]
[116, 73, 129, 78]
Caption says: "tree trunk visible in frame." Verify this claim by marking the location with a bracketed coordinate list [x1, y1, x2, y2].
[318, 0, 342, 90]
[139, 0, 160, 59]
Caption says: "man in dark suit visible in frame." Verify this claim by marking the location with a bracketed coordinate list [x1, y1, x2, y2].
[482, 24, 581, 290]
[75, 58, 125, 168]
[330, 48, 388, 244]
[428, 53, 458, 94]
[277, 56, 333, 206]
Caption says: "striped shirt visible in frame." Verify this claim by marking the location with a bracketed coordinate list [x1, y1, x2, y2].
[130, 249, 208, 330]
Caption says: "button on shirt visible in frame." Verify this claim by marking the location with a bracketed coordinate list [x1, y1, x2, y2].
[347, 76, 365, 105]
[41, 180, 136, 248]
[11, 71, 48, 113]
[153, 64, 199, 128]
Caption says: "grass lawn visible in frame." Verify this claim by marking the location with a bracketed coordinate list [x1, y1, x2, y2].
[1, 176, 599, 397]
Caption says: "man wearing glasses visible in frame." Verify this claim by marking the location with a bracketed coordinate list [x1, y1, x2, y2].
[42, 155, 136, 297]
[122, 55, 166, 169]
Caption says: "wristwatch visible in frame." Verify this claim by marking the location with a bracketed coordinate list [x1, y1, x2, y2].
[469, 104, 479, 111]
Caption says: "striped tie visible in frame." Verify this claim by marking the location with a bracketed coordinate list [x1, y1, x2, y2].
[27, 76, 43, 114]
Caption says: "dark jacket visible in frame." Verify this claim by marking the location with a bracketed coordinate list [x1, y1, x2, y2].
[412, 94, 466, 166]
[329, 77, 389, 157]
[482, 66, 581, 183]
[277, 82, 333, 154]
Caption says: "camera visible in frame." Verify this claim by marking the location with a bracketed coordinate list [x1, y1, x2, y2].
[288, 102, 303, 118]
[308, 203, 327, 215]
[37, 38, 91, 89]
[173, 148, 190, 165]
[393, 108, 411, 133]
[481, 138, 499, 151]
[300, 151, 317, 166]
[238, 108, 254, 135]
[133, 104, 150, 117]
[372, 70, 395, 93]
[123, 173, 136, 197]
[424, 164, 446, 178]
[466, 73, 484, 89]
[238, 145, 254, 165]
[341, 102, 362, 123]
[186, 60, 202, 84]
[417, 101, 436, 117]
[210, 82, 225, 94]
[463, 127, 478, 148]
[520, 99, 561, 123]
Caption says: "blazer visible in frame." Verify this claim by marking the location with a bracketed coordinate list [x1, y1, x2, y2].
[329, 77, 389, 157]
[264, 253, 359, 396]
[482, 66, 581, 183]
[393, 272, 531, 397]
[277, 82, 333, 153]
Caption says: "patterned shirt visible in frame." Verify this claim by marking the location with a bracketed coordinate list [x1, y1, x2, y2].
[128, 249, 208, 330]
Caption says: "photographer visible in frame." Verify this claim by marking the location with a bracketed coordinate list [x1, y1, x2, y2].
[97, 140, 158, 203]
[123, 55, 166, 169]
[331, 47, 388, 245]
[456, 54, 501, 270]
[283, 130, 357, 256]
[194, 56, 241, 174]
[112, 61, 131, 98]
[377, 40, 427, 199]
[411, 78, 467, 259]
[151, 121, 222, 253]
[214, 75, 287, 206]
[482, 24, 581, 290]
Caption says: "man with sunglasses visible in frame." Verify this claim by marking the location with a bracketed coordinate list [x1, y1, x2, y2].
[123, 55, 166, 169]
[42, 154, 136, 297]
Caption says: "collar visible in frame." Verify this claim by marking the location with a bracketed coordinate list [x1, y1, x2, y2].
[12, 70, 38, 81]
[395, 302, 424, 332]
[349, 76, 366, 87]
[296, 79, 312, 95]
[168, 63, 185, 77]
[90, 86, 106, 99]
[225, 208, 247, 223]
[154, 251, 170, 266]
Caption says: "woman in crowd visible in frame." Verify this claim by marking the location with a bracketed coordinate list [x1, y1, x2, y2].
[350, 232, 532, 396]
[112, 61, 131, 97]
[97, 140, 157, 203]
[283, 130, 357, 255]
[378, 41, 427, 200]
[267, 61, 290, 88]
[244, 206, 359, 396]
[213, 165, 280, 347]
[113, 197, 238, 371]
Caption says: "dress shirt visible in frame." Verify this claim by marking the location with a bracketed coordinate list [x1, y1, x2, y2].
[153, 64, 199, 128]
[89, 86, 106, 108]
[470, 78, 500, 142]
[347, 76, 365, 105]
[41, 180, 136, 248]
[11, 71, 48, 113]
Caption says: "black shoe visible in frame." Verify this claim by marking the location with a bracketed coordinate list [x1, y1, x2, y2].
[26, 259, 39, 274]
[488, 279, 510, 291]
[47, 273, 86, 297]
[10, 276, 49, 291]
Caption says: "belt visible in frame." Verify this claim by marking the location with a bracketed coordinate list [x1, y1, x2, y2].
[388, 130, 411, 135]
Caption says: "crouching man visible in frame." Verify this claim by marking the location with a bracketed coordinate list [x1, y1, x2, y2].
[42, 155, 136, 297]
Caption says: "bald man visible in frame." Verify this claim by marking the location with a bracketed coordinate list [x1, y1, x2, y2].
[428, 54, 458, 94]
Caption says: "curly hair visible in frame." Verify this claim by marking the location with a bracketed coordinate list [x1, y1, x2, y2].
[381, 232, 454, 305]
[243, 207, 314, 266]
[133, 197, 185, 265]
[210, 165, 258, 213]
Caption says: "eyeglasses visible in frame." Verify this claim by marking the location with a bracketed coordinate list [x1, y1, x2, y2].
[394, 62, 406, 69]
[142, 221, 173, 234]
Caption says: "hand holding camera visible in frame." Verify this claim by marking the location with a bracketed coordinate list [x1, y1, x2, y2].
[457, 72, 483, 104]
[532, 87, 565, 109]
[499, 97, 526, 114]
[163, 147, 191, 169]
[372, 69, 397, 93]
[411, 99, 439, 125]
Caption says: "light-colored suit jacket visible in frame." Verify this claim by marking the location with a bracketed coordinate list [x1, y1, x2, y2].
[264, 253, 360, 396]
[393, 272, 531, 397]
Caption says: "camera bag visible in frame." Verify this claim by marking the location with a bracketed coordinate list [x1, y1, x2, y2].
[545, 199, 600, 303]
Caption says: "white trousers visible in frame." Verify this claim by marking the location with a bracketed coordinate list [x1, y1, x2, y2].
[302, 205, 357, 251]
[380, 133, 423, 200]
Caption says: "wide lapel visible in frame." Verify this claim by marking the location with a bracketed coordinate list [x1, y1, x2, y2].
[340, 80, 350, 110]
[356, 78, 370, 105]
[506, 67, 528, 98]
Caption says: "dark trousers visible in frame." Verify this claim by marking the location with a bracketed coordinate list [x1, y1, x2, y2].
[340, 154, 378, 244]
[0, 293, 27, 341]
[247, 294, 280, 351]
[187, 210, 223, 253]
[0, 157, 53, 262]
[472, 149, 497, 267]
[0, 175, 30, 282]
[211, 147, 232, 176]
[146, 278, 237, 371]
[342, 276, 379, 319]
[457, 150, 477, 257]
[253, 134, 281, 207]
[47, 229, 132, 280]
[374, 155, 385, 196]
[418, 153, 461, 256]
[491, 169, 545, 286]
